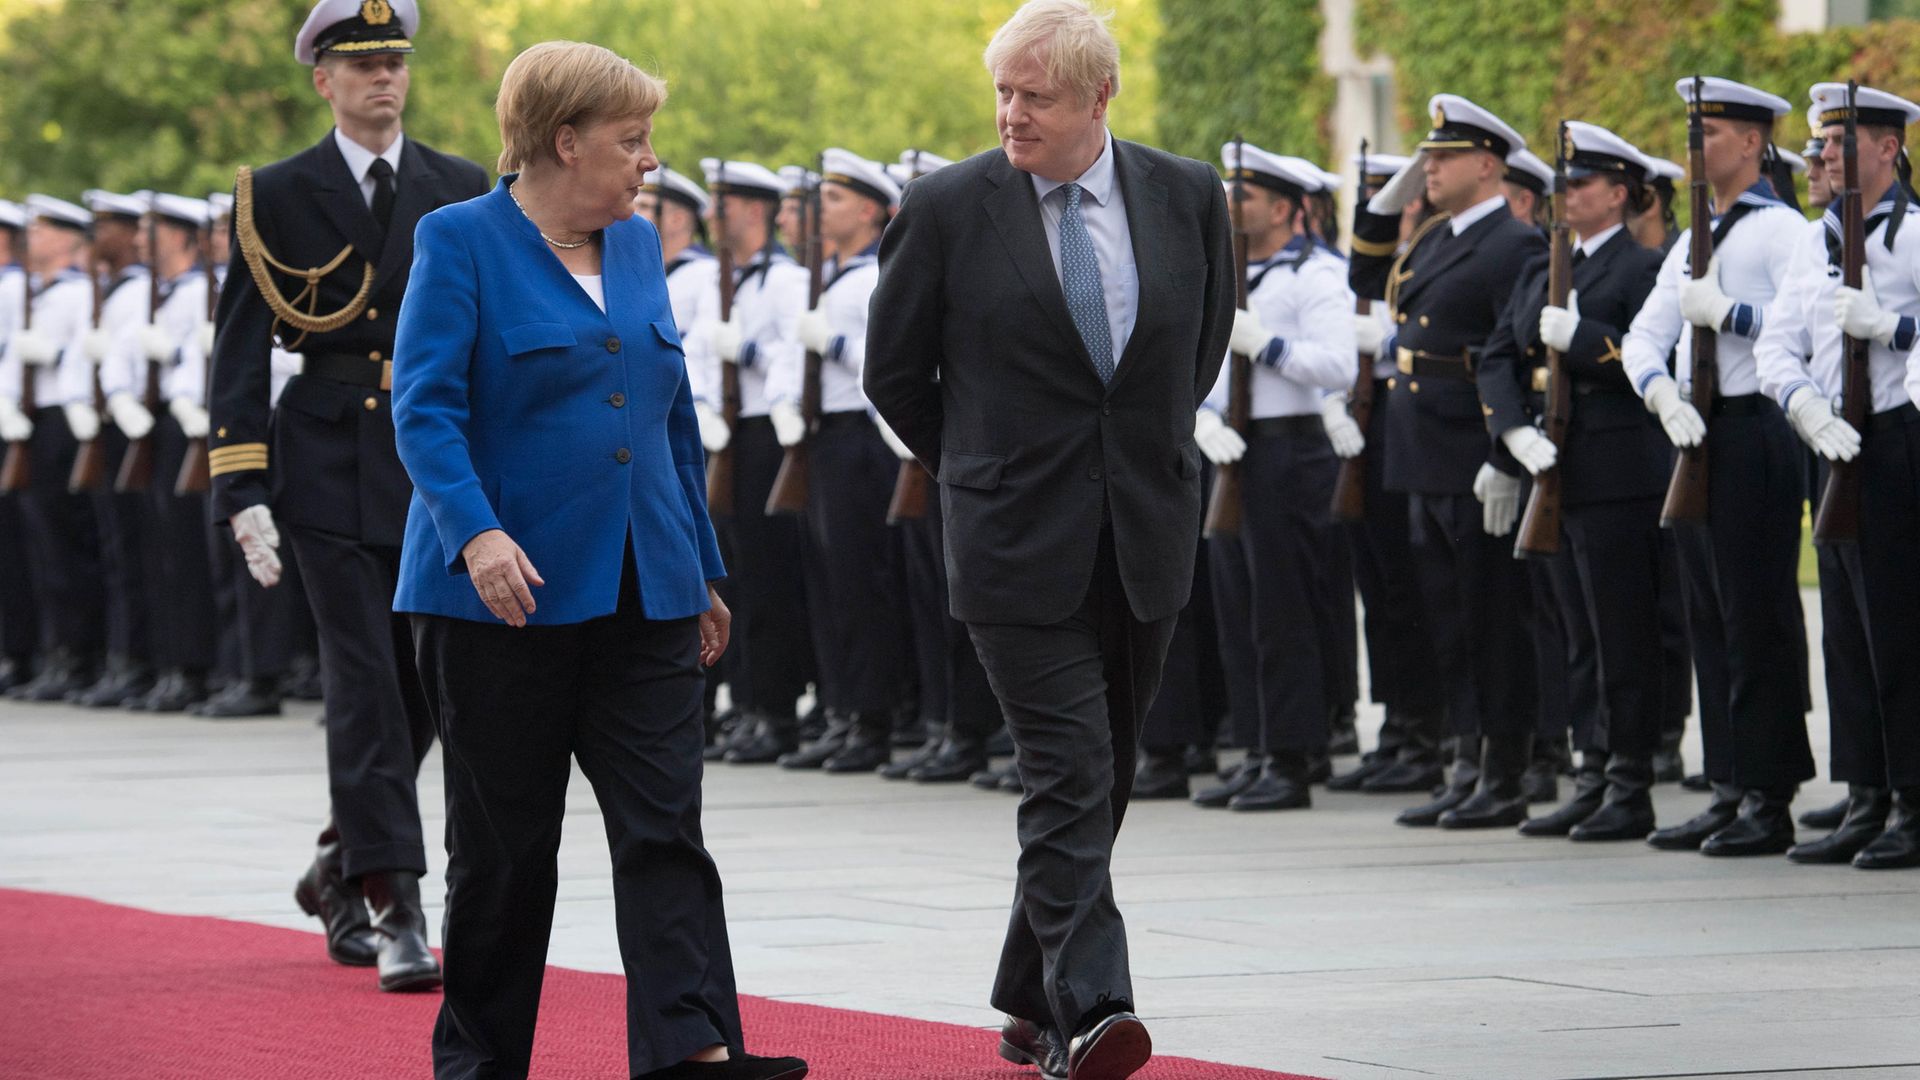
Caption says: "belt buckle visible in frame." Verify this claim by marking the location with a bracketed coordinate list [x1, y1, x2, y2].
[1395, 347, 1413, 376]
[379, 359, 392, 392]
[1531, 367, 1548, 393]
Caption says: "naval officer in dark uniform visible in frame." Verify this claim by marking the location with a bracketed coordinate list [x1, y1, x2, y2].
[206, 0, 490, 991]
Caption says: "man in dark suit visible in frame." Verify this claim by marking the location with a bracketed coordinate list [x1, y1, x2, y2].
[864, 4, 1233, 1076]
[206, 0, 489, 992]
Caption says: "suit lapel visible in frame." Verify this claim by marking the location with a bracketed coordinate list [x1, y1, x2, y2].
[371, 141, 440, 295]
[1398, 205, 1510, 309]
[309, 135, 386, 271]
[981, 152, 1091, 371]
[1106, 141, 1166, 392]
[1572, 229, 1624, 294]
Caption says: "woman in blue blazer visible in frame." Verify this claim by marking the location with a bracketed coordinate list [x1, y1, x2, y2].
[391, 42, 804, 1080]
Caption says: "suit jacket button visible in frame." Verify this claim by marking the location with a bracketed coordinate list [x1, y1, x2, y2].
[363, 397, 378, 411]
[615, 448, 632, 464]
[1101, 403, 1112, 416]
[365, 307, 379, 321]
[610, 392, 626, 408]
[1419, 316, 1430, 327]
[606, 337, 621, 353]
[1088, 466, 1102, 480]
[1386, 377, 1396, 390]
[1409, 380, 1420, 394]
[369, 350, 383, 361]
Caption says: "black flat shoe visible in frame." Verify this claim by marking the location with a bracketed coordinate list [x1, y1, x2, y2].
[1647, 785, 1743, 851]
[1360, 758, 1445, 794]
[635, 1053, 809, 1080]
[1701, 790, 1796, 857]
[1789, 786, 1890, 865]
[1000, 1015, 1067, 1080]
[1853, 791, 1920, 870]
[1192, 755, 1266, 808]
[1130, 752, 1190, 800]
[1799, 796, 1850, 831]
[1067, 1012, 1151, 1080]
[909, 740, 988, 783]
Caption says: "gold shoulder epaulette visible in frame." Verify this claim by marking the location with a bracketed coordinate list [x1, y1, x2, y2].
[234, 164, 374, 349]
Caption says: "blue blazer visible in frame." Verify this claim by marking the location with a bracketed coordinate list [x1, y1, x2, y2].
[391, 177, 724, 625]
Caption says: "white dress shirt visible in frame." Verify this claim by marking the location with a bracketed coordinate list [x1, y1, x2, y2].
[334, 128, 405, 209]
[1577, 223, 1625, 257]
[1450, 194, 1509, 236]
[1030, 130, 1138, 367]
[1206, 241, 1358, 418]
[684, 251, 809, 419]
[766, 241, 880, 415]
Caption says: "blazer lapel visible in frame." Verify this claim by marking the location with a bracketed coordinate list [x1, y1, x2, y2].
[981, 152, 1091, 371]
[310, 135, 386, 270]
[1107, 141, 1166, 391]
[371, 142, 440, 294]
[1398, 206, 1509, 309]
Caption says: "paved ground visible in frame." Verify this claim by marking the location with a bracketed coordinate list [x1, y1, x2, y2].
[4, 592, 1918, 1080]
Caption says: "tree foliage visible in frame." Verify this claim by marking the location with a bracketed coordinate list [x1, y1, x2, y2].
[1153, 0, 1333, 167]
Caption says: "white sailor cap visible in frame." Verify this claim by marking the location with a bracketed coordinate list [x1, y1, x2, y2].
[296, 0, 417, 66]
[822, 148, 902, 210]
[83, 189, 148, 220]
[897, 149, 953, 177]
[1220, 142, 1325, 198]
[0, 200, 24, 230]
[1774, 145, 1808, 175]
[26, 194, 91, 231]
[1808, 101, 1825, 136]
[1504, 149, 1554, 195]
[1422, 95, 1526, 158]
[776, 165, 816, 198]
[1354, 153, 1411, 184]
[148, 193, 211, 228]
[1312, 166, 1344, 193]
[1563, 121, 1653, 182]
[700, 159, 785, 201]
[1647, 158, 1686, 184]
[1810, 82, 1920, 130]
[641, 166, 710, 215]
[1673, 76, 1790, 121]
[206, 192, 234, 219]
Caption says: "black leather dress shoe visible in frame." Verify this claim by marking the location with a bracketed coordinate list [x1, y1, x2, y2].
[1229, 757, 1311, 811]
[634, 1053, 809, 1080]
[9, 649, 94, 702]
[1570, 757, 1656, 842]
[1790, 786, 1891, 864]
[725, 714, 799, 764]
[1000, 1015, 1068, 1080]
[362, 871, 441, 992]
[129, 669, 210, 713]
[1192, 755, 1266, 808]
[972, 762, 1022, 794]
[293, 842, 379, 966]
[1648, 784, 1743, 851]
[1326, 753, 1389, 792]
[1799, 796, 1850, 831]
[1520, 759, 1559, 805]
[822, 721, 892, 773]
[1067, 1011, 1151, 1080]
[1131, 751, 1190, 800]
[778, 712, 852, 769]
[1680, 773, 1712, 792]
[71, 664, 154, 708]
[909, 740, 989, 783]
[1701, 791, 1796, 857]
[1853, 790, 1920, 870]
[880, 736, 942, 780]
[1360, 757, 1445, 794]
[1439, 788, 1527, 829]
[1327, 712, 1359, 757]
[193, 677, 284, 718]
[1182, 745, 1218, 776]
[1000, 766, 1025, 793]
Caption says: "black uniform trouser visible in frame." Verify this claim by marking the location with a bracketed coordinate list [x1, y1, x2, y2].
[1671, 404, 1812, 788]
[1657, 531, 1694, 735]
[0, 492, 38, 664]
[1406, 490, 1536, 742]
[1142, 529, 1224, 754]
[1549, 497, 1668, 758]
[139, 415, 215, 672]
[1539, 551, 1605, 752]
[88, 428, 150, 666]
[210, 523, 313, 681]
[714, 416, 810, 717]
[19, 407, 103, 656]
[799, 415, 909, 716]
[900, 493, 999, 741]
[286, 525, 433, 879]
[970, 528, 1177, 1039]
[1319, 523, 1359, 723]
[1815, 411, 1920, 788]
[417, 562, 743, 1080]
[1210, 425, 1339, 755]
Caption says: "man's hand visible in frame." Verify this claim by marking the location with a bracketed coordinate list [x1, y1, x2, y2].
[699, 585, 731, 667]
[461, 528, 546, 628]
[1835, 267, 1903, 346]
[169, 397, 210, 439]
[1319, 394, 1364, 459]
[1228, 308, 1273, 359]
[1642, 374, 1706, 448]
[63, 402, 99, 443]
[1786, 388, 1862, 462]
[1538, 290, 1581, 352]
[230, 504, 283, 588]
[107, 392, 154, 441]
[1500, 425, 1558, 475]
[770, 400, 806, 447]
[1193, 407, 1246, 466]
[1473, 463, 1522, 537]
[797, 308, 834, 356]
[1368, 152, 1428, 215]
[1679, 257, 1736, 330]
[694, 400, 731, 453]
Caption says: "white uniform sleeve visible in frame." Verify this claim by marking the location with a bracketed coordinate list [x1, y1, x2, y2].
[0, 274, 22, 406]
[1272, 258, 1360, 392]
[1621, 237, 1689, 398]
[756, 263, 808, 406]
[54, 283, 96, 406]
[830, 267, 875, 382]
[684, 272, 719, 407]
[1754, 223, 1822, 408]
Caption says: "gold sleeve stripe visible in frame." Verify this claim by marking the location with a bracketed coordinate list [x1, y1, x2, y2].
[1350, 236, 1397, 257]
[209, 458, 269, 478]
[208, 443, 269, 477]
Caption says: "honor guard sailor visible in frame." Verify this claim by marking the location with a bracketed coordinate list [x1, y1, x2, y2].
[638, 165, 715, 338]
[0, 201, 38, 691]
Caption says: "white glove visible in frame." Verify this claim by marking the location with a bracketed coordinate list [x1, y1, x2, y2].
[62, 402, 99, 443]
[1642, 374, 1706, 449]
[271, 350, 305, 378]
[770, 400, 806, 447]
[140, 323, 176, 363]
[169, 397, 210, 439]
[1679, 257, 1736, 330]
[693, 399, 731, 453]
[707, 319, 744, 365]
[1835, 267, 1902, 347]
[0, 398, 32, 443]
[1228, 307, 1272, 359]
[1354, 313, 1385, 358]
[84, 328, 113, 363]
[1500, 425, 1558, 475]
[1472, 462, 1523, 537]
[1193, 407, 1246, 466]
[1319, 393, 1365, 459]
[229, 504, 283, 588]
[198, 321, 216, 357]
[796, 308, 835, 356]
[106, 391, 154, 440]
[1537, 290, 1580, 353]
[1786, 388, 1862, 462]
[875, 414, 915, 461]
[1367, 151, 1428, 215]
[15, 329, 58, 366]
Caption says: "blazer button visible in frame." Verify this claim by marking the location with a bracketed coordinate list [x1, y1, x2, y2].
[1088, 466, 1102, 480]
[365, 307, 379, 321]
[363, 397, 378, 411]
[1409, 380, 1420, 394]
[606, 337, 621, 353]
[369, 350, 383, 361]
[615, 448, 632, 464]
[609, 392, 627, 408]
[1419, 316, 1430, 327]
[1387, 377, 1397, 390]
[1397, 313, 1408, 324]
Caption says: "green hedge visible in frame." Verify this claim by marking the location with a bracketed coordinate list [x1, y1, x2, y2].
[1153, 0, 1334, 167]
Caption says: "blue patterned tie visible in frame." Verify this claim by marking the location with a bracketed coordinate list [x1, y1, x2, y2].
[1058, 183, 1114, 383]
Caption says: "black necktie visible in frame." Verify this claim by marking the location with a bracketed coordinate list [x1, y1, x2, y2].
[368, 158, 395, 233]
[1571, 248, 1587, 267]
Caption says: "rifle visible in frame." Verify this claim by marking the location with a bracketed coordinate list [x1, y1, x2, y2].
[1, 261, 37, 493]
[1813, 80, 1869, 544]
[1660, 75, 1718, 527]
[1201, 134, 1253, 539]
[705, 165, 741, 517]
[174, 225, 215, 496]
[886, 149, 934, 524]
[766, 155, 824, 515]
[67, 262, 110, 493]
[1515, 121, 1574, 558]
[115, 214, 162, 494]
[1331, 138, 1379, 523]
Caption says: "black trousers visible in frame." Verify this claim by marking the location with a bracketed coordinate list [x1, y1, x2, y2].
[1141, 529, 1224, 754]
[88, 428, 150, 667]
[1406, 490, 1537, 741]
[714, 416, 810, 717]
[286, 525, 434, 878]
[1209, 426, 1339, 754]
[1672, 405, 1813, 788]
[210, 522, 314, 681]
[1538, 551, 1605, 753]
[19, 407, 104, 656]
[1816, 414, 1920, 788]
[969, 528, 1177, 1037]
[416, 575, 742, 1080]
[900, 493, 999, 740]
[0, 491, 38, 665]
[798, 416, 909, 716]
[139, 415, 215, 672]
[1548, 497, 1668, 758]
[1656, 531, 1694, 733]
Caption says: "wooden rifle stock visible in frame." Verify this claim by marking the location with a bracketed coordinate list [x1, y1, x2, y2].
[1660, 77, 1718, 527]
[1515, 122, 1574, 558]
[1202, 135, 1253, 539]
[705, 167, 741, 517]
[766, 159, 824, 516]
[1330, 141, 1380, 524]
[1, 267, 39, 493]
[1813, 80, 1868, 544]
[67, 266, 109, 493]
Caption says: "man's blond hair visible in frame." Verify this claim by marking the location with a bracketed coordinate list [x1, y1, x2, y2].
[983, 0, 1121, 104]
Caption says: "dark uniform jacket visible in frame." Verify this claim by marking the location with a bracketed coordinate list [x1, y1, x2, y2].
[1350, 201, 1545, 495]
[1477, 226, 1668, 505]
[208, 131, 490, 545]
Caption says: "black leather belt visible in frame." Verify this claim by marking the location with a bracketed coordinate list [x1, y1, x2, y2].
[304, 352, 392, 391]
[1709, 393, 1769, 417]
[1395, 346, 1473, 380]
[1247, 415, 1324, 439]
[1870, 402, 1919, 431]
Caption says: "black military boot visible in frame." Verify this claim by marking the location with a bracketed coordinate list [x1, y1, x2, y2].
[1182, 744, 1219, 776]
[909, 736, 989, 783]
[725, 712, 799, 764]
[1440, 735, 1530, 829]
[1360, 715, 1446, 793]
[823, 712, 892, 773]
[1131, 750, 1190, 800]
[9, 648, 93, 702]
[1789, 785, 1891, 864]
[777, 710, 853, 769]
[1651, 728, 1685, 784]
[1229, 752, 1312, 811]
[194, 676, 284, 718]
[1647, 782, 1745, 851]
[1396, 738, 1480, 827]
[704, 709, 753, 761]
[1192, 753, 1268, 808]
[1569, 755, 1656, 841]
[1852, 788, 1920, 870]
[1702, 787, 1798, 857]
[360, 872, 442, 992]
[293, 838, 379, 966]
[1522, 733, 1571, 804]
[1520, 752, 1608, 837]
[1327, 709, 1360, 757]
[1799, 795, 1850, 831]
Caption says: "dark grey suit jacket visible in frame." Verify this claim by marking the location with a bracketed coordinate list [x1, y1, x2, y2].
[863, 140, 1235, 626]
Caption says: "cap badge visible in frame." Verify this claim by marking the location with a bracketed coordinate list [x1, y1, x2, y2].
[1432, 103, 1446, 128]
[361, 0, 394, 26]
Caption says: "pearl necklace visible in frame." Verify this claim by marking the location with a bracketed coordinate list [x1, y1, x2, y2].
[508, 182, 594, 249]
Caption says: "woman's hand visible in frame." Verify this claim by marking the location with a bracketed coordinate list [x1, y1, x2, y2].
[698, 584, 730, 667]
[462, 529, 546, 627]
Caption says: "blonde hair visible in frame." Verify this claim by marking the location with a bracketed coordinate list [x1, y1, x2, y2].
[983, 0, 1121, 104]
[495, 41, 666, 173]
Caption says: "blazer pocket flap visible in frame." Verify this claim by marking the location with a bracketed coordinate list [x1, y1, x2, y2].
[1177, 439, 1201, 478]
[278, 375, 350, 422]
[501, 322, 577, 357]
[651, 320, 686, 352]
[940, 450, 1005, 491]
[1167, 263, 1208, 288]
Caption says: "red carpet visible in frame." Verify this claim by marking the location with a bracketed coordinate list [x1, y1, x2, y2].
[0, 888, 1321, 1079]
